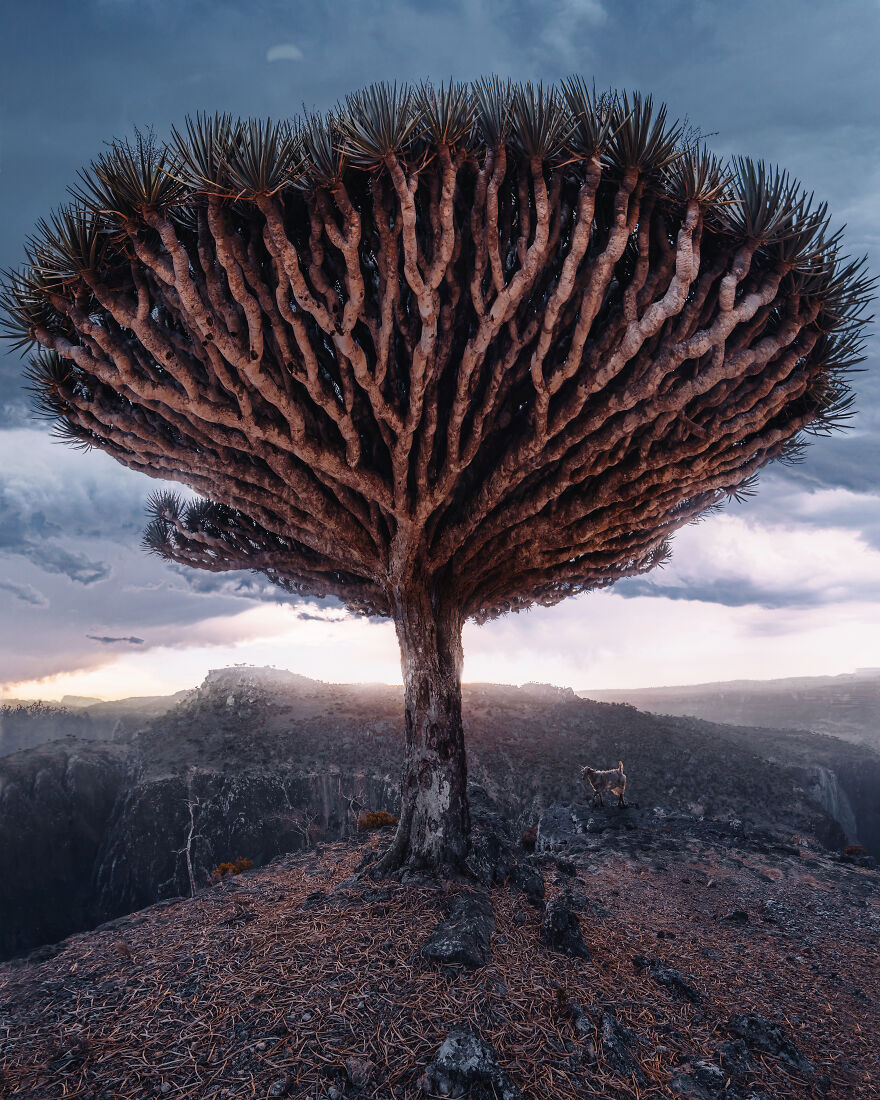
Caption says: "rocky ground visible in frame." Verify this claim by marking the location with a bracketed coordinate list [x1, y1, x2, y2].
[1, 796, 876, 1099]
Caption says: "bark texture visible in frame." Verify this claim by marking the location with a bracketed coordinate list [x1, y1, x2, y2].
[379, 587, 469, 871]
[5, 82, 869, 870]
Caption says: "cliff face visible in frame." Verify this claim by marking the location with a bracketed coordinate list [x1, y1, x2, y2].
[800, 765, 860, 843]
[0, 740, 130, 959]
[94, 769, 398, 918]
[0, 739, 399, 960]
[829, 755, 880, 857]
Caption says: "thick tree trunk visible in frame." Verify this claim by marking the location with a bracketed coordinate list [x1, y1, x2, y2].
[374, 584, 470, 875]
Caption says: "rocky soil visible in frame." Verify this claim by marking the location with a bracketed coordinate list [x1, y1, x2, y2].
[0, 796, 876, 1099]
[1, 665, 878, 962]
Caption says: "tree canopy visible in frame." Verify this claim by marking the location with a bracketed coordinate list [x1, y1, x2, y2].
[4, 80, 871, 625]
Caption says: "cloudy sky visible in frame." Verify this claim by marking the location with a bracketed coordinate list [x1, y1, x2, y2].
[1, 0, 879, 700]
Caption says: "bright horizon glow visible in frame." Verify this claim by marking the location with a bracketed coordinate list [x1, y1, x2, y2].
[4, 589, 880, 702]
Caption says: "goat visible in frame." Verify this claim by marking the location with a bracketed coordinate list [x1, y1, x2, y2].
[580, 760, 627, 808]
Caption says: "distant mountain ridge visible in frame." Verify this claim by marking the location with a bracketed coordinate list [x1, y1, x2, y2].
[579, 668, 880, 750]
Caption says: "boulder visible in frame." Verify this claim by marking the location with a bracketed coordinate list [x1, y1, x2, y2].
[345, 1055, 376, 1089]
[465, 785, 545, 906]
[536, 803, 589, 853]
[669, 1072, 713, 1099]
[421, 891, 495, 969]
[669, 1059, 727, 1098]
[508, 859, 545, 908]
[540, 895, 590, 959]
[419, 1028, 522, 1100]
[467, 823, 515, 888]
[632, 955, 701, 1003]
[728, 1012, 812, 1073]
[718, 1038, 751, 1083]
[600, 1011, 646, 1084]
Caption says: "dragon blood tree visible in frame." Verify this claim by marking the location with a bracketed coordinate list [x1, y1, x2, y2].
[3, 80, 872, 872]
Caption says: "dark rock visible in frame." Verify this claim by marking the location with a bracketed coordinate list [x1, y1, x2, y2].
[555, 857, 577, 876]
[690, 1060, 726, 1092]
[536, 803, 587, 852]
[632, 955, 701, 1003]
[508, 860, 545, 908]
[345, 1055, 376, 1088]
[467, 824, 514, 887]
[718, 1039, 751, 1082]
[728, 1013, 812, 1073]
[669, 1072, 712, 1099]
[720, 909, 750, 924]
[568, 1002, 592, 1038]
[267, 1076, 291, 1098]
[419, 1028, 522, 1100]
[600, 1012, 645, 1084]
[669, 1059, 728, 1097]
[520, 825, 537, 852]
[421, 891, 494, 969]
[541, 896, 590, 959]
[467, 786, 546, 911]
[300, 889, 326, 910]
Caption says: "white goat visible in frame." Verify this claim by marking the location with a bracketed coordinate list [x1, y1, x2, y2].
[580, 760, 627, 808]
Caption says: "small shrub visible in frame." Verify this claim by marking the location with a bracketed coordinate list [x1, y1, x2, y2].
[843, 844, 867, 857]
[357, 809, 398, 831]
[213, 857, 253, 878]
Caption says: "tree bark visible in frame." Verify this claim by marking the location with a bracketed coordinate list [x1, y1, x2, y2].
[374, 583, 470, 874]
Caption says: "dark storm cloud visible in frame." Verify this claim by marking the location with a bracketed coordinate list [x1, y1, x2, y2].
[0, 467, 113, 584]
[25, 544, 110, 585]
[0, 579, 49, 608]
[614, 577, 816, 611]
[0, 498, 110, 584]
[168, 566, 300, 603]
[0, 434, 335, 686]
[86, 634, 145, 645]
